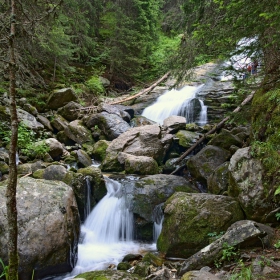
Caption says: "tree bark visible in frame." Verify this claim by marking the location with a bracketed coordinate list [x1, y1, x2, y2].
[109, 72, 171, 105]
[170, 91, 255, 174]
[6, 0, 19, 278]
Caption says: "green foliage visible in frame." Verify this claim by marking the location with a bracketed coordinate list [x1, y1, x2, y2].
[215, 242, 238, 268]
[275, 212, 280, 220]
[2, 122, 50, 159]
[86, 76, 105, 95]
[274, 240, 280, 249]
[207, 231, 225, 239]
[229, 260, 252, 280]
[0, 258, 8, 279]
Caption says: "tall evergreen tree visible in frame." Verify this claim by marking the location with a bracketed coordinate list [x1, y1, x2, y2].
[99, 0, 162, 84]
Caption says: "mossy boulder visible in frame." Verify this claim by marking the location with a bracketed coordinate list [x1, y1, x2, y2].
[117, 262, 131, 270]
[142, 252, 164, 267]
[0, 161, 9, 174]
[0, 105, 10, 122]
[46, 88, 78, 110]
[71, 149, 92, 167]
[186, 145, 231, 185]
[64, 120, 93, 145]
[57, 101, 83, 121]
[92, 140, 110, 161]
[77, 165, 106, 201]
[157, 192, 244, 258]
[208, 129, 243, 151]
[175, 130, 201, 149]
[75, 270, 144, 280]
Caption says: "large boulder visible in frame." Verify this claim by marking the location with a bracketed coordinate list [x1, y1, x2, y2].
[186, 145, 231, 185]
[57, 101, 83, 121]
[100, 104, 132, 122]
[71, 149, 92, 167]
[84, 111, 131, 140]
[17, 108, 44, 131]
[64, 120, 93, 145]
[46, 88, 78, 110]
[157, 192, 244, 258]
[175, 130, 202, 149]
[118, 152, 159, 175]
[0, 177, 80, 279]
[92, 140, 110, 161]
[179, 220, 275, 275]
[228, 147, 275, 222]
[162, 116, 187, 134]
[101, 125, 172, 172]
[130, 174, 197, 241]
[36, 138, 66, 160]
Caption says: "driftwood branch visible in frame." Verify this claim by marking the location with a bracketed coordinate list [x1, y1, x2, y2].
[109, 72, 171, 105]
[170, 91, 255, 174]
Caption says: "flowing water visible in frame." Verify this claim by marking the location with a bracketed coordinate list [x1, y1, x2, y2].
[61, 177, 156, 278]
[141, 84, 207, 125]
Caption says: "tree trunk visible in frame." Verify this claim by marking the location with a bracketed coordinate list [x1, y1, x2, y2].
[109, 72, 170, 105]
[6, 0, 19, 278]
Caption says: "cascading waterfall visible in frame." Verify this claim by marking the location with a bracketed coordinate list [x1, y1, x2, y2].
[142, 84, 206, 125]
[84, 177, 91, 220]
[64, 177, 153, 278]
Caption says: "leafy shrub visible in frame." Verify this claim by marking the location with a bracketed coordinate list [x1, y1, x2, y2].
[85, 76, 105, 94]
[2, 122, 49, 159]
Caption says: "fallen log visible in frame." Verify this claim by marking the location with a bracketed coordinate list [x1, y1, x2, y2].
[109, 72, 171, 105]
[170, 91, 255, 174]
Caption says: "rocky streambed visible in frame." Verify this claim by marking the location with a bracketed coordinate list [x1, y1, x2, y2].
[0, 62, 279, 280]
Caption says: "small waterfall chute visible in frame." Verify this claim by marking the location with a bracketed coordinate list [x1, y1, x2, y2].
[152, 203, 164, 243]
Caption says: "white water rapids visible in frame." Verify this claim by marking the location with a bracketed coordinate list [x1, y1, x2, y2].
[62, 177, 156, 278]
[141, 84, 207, 125]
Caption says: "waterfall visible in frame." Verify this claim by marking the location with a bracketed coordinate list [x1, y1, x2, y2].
[141, 84, 206, 125]
[152, 204, 164, 242]
[64, 177, 154, 277]
[197, 100, 208, 126]
[84, 177, 91, 220]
